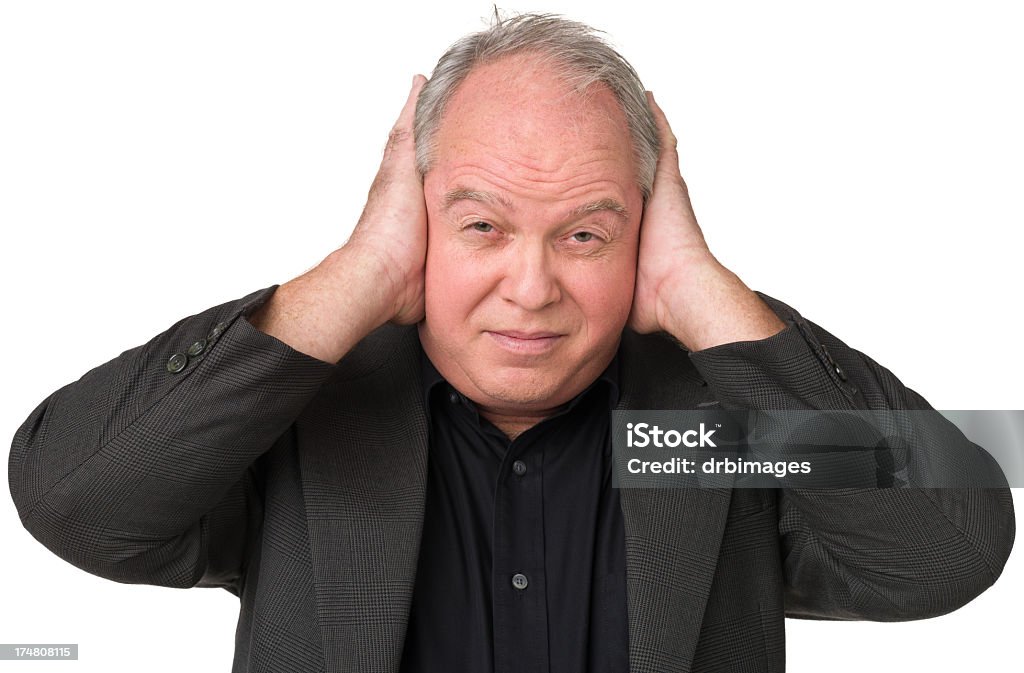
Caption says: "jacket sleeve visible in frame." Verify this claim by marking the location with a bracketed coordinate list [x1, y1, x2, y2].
[7, 285, 336, 595]
[687, 291, 1016, 621]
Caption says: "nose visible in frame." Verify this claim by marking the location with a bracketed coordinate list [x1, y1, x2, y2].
[499, 239, 561, 311]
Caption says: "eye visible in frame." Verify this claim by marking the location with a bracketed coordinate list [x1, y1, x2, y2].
[571, 231, 596, 243]
[471, 221, 494, 233]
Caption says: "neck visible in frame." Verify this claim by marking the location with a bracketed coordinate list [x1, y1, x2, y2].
[478, 404, 566, 440]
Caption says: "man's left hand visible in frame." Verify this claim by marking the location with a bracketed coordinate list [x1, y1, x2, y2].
[628, 91, 786, 351]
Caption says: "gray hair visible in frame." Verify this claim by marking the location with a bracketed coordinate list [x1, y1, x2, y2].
[414, 11, 659, 203]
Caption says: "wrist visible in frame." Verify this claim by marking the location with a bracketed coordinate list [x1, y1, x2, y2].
[248, 246, 396, 363]
[658, 260, 786, 351]
[319, 245, 400, 329]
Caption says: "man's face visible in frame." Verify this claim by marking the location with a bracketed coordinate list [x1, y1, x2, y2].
[418, 53, 643, 415]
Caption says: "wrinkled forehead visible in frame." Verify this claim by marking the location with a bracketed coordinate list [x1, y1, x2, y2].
[434, 53, 636, 174]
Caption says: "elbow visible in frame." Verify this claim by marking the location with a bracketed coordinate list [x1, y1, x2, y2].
[8, 402, 48, 520]
[17, 498, 207, 588]
[861, 488, 1015, 621]
[924, 486, 1016, 619]
[10, 429, 207, 589]
[785, 488, 1016, 622]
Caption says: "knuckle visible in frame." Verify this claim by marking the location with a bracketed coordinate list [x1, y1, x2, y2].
[386, 126, 411, 151]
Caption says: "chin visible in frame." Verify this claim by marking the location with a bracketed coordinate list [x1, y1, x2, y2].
[469, 367, 570, 409]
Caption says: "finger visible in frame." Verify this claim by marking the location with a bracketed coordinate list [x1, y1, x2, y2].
[646, 91, 685, 185]
[646, 91, 677, 150]
[385, 74, 427, 160]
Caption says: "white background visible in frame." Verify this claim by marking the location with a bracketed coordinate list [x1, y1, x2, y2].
[1, 1, 1021, 671]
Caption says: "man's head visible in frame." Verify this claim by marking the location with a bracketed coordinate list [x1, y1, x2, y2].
[414, 13, 658, 202]
[415, 12, 658, 418]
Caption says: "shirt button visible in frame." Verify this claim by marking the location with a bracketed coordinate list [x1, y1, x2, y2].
[186, 338, 207, 356]
[512, 460, 527, 476]
[448, 391, 460, 404]
[511, 573, 529, 591]
[834, 365, 848, 381]
[166, 353, 188, 373]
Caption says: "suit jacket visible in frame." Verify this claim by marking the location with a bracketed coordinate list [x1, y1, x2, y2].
[8, 286, 1015, 673]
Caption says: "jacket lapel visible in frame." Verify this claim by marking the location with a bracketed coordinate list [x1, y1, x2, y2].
[617, 331, 735, 673]
[295, 327, 733, 672]
[297, 326, 429, 673]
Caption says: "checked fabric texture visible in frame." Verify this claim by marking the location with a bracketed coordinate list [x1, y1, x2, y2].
[9, 286, 1015, 673]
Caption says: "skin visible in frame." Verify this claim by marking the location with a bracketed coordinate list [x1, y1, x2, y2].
[417, 54, 644, 436]
[249, 54, 785, 439]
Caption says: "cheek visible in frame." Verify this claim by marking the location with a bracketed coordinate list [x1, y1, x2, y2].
[424, 232, 490, 326]
[564, 258, 637, 334]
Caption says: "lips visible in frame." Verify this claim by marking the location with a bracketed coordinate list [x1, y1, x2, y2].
[485, 330, 565, 355]
[490, 330, 562, 339]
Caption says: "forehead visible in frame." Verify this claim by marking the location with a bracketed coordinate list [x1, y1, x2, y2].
[432, 53, 637, 193]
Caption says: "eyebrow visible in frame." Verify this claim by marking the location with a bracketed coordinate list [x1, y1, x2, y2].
[567, 198, 629, 222]
[442, 188, 515, 212]
[441, 187, 630, 222]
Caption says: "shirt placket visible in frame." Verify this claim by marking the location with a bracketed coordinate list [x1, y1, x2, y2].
[492, 433, 550, 673]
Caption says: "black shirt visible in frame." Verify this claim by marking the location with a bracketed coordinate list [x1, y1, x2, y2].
[399, 347, 629, 673]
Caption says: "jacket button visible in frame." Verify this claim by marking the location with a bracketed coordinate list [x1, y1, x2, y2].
[511, 573, 529, 590]
[834, 365, 848, 381]
[186, 339, 207, 356]
[208, 322, 228, 340]
[166, 353, 188, 373]
[512, 460, 527, 476]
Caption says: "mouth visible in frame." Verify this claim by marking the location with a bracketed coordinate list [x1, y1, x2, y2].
[485, 330, 565, 355]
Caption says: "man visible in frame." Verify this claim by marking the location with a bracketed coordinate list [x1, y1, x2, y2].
[8, 12, 1015, 673]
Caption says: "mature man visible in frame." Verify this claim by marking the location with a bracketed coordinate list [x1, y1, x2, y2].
[8, 12, 1014, 673]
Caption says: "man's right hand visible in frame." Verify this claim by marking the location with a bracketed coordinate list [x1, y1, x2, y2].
[248, 75, 428, 363]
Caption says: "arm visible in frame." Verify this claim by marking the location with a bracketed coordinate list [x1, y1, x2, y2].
[8, 74, 430, 592]
[8, 287, 335, 592]
[632, 91, 1014, 621]
[688, 293, 1015, 620]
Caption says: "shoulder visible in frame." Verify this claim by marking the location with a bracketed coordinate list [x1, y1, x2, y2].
[618, 330, 709, 408]
[334, 323, 420, 380]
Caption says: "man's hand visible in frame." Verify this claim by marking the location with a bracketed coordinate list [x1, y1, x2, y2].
[346, 74, 429, 326]
[628, 91, 786, 351]
[248, 75, 429, 363]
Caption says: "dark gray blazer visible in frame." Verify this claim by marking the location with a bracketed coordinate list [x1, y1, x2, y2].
[8, 286, 1015, 673]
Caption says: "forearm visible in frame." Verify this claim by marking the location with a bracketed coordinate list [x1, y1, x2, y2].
[687, 292, 1015, 619]
[248, 245, 399, 364]
[658, 257, 786, 352]
[8, 288, 335, 583]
